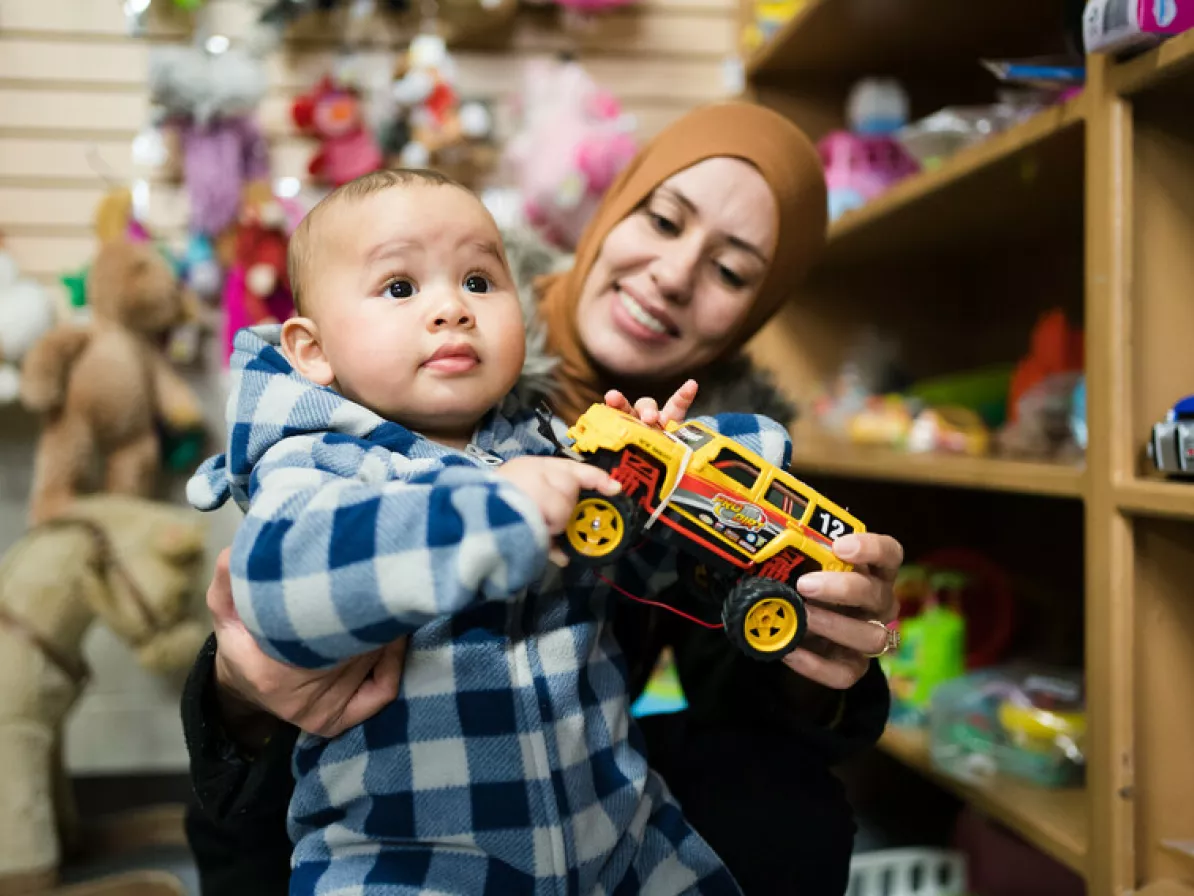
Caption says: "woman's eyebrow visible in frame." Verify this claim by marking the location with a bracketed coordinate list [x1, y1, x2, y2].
[663, 186, 768, 263]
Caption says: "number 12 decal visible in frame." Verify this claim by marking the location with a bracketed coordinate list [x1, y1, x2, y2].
[813, 508, 848, 540]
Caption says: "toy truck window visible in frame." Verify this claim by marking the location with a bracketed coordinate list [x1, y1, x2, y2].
[673, 424, 713, 450]
[711, 448, 760, 489]
[765, 481, 808, 519]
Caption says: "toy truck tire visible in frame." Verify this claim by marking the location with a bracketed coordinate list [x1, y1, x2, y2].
[560, 490, 641, 566]
[722, 577, 807, 661]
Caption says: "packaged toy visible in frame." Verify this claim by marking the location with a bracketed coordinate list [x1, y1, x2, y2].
[818, 130, 920, 221]
[929, 665, 1086, 788]
[1083, 0, 1194, 54]
[1148, 394, 1194, 478]
[548, 403, 866, 662]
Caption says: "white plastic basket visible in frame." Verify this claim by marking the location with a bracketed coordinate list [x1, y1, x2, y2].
[846, 848, 967, 896]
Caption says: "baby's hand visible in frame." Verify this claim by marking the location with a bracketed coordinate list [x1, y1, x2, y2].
[498, 456, 621, 565]
[604, 379, 698, 429]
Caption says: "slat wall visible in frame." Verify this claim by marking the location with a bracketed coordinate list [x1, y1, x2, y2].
[0, 0, 739, 775]
[0, 0, 739, 286]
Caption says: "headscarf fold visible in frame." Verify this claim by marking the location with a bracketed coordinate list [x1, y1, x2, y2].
[538, 101, 827, 423]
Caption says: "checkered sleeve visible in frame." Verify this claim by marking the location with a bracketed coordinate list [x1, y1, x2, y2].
[695, 412, 792, 468]
[228, 433, 551, 669]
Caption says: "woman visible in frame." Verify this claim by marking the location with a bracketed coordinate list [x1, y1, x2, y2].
[182, 102, 902, 895]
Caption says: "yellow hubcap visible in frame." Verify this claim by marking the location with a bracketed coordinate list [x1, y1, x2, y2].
[565, 498, 625, 558]
[744, 597, 799, 653]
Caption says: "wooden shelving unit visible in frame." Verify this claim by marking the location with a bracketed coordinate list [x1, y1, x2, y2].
[879, 727, 1088, 876]
[791, 436, 1086, 499]
[739, 2, 1194, 894]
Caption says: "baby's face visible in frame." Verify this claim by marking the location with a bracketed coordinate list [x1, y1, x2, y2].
[294, 184, 525, 442]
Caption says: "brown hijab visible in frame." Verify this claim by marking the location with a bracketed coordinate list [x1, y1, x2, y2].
[538, 101, 827, 423]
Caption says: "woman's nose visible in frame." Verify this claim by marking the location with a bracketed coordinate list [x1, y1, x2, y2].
[651, 240, 700, 304]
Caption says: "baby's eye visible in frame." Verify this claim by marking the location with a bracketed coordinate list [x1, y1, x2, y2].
[464, 275, 491, 294]
[384, 279, 416, 299]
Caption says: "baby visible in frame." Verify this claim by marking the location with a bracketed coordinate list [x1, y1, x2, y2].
[188, 169, 790, 895]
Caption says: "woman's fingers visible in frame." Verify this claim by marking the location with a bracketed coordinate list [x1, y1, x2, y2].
[782, 641, 870, 691]
[796, 569, 888, 619]
[337, 639, 407, 732]
[659, 379, 699, 426]
[833, 533, 904, 581]
[804, 604, 890, 656]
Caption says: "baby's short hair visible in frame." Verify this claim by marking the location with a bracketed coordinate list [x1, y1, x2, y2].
[288, 168, 466, 315]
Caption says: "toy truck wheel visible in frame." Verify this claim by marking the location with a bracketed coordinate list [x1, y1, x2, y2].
[722, 577, 807, 661]
[561, 491, 639, 566]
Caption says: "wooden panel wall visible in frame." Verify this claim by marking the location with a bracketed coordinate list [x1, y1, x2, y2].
[0, 0, 739, 775]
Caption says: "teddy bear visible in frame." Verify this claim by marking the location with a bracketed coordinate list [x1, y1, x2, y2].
[19, 236, 206, 526]
[0, 494, 209, 895]
[0, 234, 57, 405]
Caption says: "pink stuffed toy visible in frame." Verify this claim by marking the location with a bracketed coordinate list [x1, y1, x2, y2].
[502, 57, 638, 250]
[292, 76, 384, 188]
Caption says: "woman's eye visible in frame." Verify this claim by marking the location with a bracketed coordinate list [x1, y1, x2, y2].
[464, 275, 491, 294]
[649, 213, 681, 236]
[384, 279, 416, 299]
[717, 264, 746, 289]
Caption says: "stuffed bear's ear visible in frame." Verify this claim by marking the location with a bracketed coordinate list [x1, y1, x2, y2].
[154, 521, 207, 562]
[94, 188, 133, 245]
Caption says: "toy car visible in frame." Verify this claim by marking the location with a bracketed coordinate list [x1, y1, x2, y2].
[557, 404, 866, 662]
[1148, 394, 1194, 478]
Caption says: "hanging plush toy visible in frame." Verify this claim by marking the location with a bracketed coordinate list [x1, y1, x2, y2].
[220, 184, 300, 365]
[149, 44, 271, 241]
[293, 75, 384, 188]
[0, 234, 57, 404]
[384, 34, 494, 181]
[502, 56, 638, 250]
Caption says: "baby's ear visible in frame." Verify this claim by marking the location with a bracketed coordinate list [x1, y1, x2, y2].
[281, 316, 335, 386]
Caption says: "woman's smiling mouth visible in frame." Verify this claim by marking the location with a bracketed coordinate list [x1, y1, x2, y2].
[612, 287, 678, 343]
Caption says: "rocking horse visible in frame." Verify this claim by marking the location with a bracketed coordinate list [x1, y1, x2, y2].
[0, 494, 210, 895]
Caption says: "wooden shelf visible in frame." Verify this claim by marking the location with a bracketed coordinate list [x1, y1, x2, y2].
[744, 0, 1068, 81]
[1114, 478, 1194, 521]
[790, 436, 1085, 499]
[1110, 27, 1194, 99]
[818, 94, 1088, 268]
[879, 726, 1088, 878]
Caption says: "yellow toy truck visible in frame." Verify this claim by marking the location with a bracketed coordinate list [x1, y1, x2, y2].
[558, 404, 866, 662]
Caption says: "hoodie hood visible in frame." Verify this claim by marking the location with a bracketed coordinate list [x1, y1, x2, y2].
[187, 325, 393, 513]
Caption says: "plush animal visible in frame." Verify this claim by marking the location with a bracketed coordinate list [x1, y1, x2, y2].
[221, 188, 297, 364]
[293, 75, 384, 187]
[148, 45, 271, 246]
[502, 57, 638, 250]
[0, 495, 208, 895]
[19, 238, 205, 525]
[387, 34, 493, 173]
[0, 236, 57, 404]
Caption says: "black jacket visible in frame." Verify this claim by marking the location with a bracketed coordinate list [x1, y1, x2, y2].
[182, 596, 889, 896]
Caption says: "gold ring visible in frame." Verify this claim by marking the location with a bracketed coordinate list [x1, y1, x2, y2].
[863, 619, 900, 658]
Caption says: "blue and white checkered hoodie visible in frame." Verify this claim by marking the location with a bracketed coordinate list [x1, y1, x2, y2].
[188, 326, 791, 896]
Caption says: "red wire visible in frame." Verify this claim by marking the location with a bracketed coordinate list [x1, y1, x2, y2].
[594, 571, 725, 630]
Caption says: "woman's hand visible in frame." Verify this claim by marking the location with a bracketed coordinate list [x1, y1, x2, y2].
[207, 548, 406, 742]
[786, 532, 904, 690]
[604, 379, 699, 428]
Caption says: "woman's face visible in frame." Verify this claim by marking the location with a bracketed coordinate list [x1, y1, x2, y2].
[575, 157, 779, 380]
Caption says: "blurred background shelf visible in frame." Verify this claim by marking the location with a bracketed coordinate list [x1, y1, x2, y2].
[879, 726, 1088, 878]
[1114, 479, 1194, 520]
[821, 94, 1087, 268]
[1110, 26, 1194, 99]
[745, 0, 1070, 82]
[790, 438, 1086, 499]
